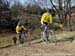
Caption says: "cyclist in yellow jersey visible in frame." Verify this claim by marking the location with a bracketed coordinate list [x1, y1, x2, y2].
[16, 22, 27, 44]
[16, 23, 27, 34]
[41, 12, 52, 25]
[41, 10, 53, 31]
[41, 10, 53, 43]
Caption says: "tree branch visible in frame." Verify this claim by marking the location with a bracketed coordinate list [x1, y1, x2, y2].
[49, 0, 57, 10]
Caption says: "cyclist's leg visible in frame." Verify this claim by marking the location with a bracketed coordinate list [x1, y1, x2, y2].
[23, 30, 27, 42]
[41, 24, 46, 42]
[44, 25, 50, 42]
[41, 31, 46, 42]
[41, 23, 49, 42]
[21, 30, 25, 45]
[19, 32, 21, 44]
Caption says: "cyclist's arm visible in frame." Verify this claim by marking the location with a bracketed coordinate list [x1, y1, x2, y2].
[41, 16, 44, 24]
[49, 14, 52, 24]
[16, 26, 20, 33]
[22, 25, 27, 31]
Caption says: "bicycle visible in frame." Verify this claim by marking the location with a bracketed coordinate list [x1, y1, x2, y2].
[41, 24, 57, 45]
[19, 30, 26, 45]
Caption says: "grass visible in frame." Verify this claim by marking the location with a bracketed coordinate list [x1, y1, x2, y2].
[0, 29, 41, 47]
[0, 31, 75, 48]
[55, 31, 75, 40]
[0, 33, 15, 47]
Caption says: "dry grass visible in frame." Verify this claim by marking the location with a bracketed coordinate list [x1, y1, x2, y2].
[0, 31, 75, 48]
[0, 31, 75, 56]
[0, 33, 16, 47]
[56, 31, 75, 40]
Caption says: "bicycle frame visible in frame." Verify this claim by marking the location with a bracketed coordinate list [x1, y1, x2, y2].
[41, 24, 57, 45]
[19, 30, 25, 45]
[41, 24, 49, 43]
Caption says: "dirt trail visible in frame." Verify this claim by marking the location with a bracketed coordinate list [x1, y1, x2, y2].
[0, 31, 75, 56]
[0, 41, 75, 56]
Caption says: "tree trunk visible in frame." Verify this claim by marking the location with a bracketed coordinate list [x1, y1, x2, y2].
[58, 0, 63, 23]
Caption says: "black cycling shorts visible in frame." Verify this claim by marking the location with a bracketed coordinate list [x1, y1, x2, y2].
[43, 22, 48, 25]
